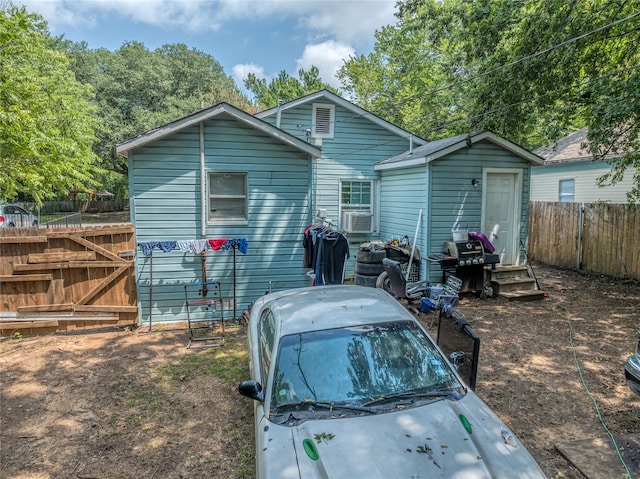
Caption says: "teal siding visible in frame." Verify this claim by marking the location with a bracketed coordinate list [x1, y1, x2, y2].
[379, 167, 429, 278]
[428, 141, 531, 280]
[266, 101, 414, 275]
[130, 115, 312, 325]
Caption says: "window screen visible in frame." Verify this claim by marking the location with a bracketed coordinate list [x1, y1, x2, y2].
[558, 179, 575, 202]
[208, 172, 247, 221]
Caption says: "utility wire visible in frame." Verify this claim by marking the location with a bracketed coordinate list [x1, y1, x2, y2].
[428, 11, 640, 96]
[321, 63, 640, 160]
[310, 10, 640, 134]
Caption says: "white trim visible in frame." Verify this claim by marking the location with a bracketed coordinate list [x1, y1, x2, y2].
[256, 90, 426, 146]
[481, 168, 523, 266]
[338, 178, 377, 233]
[207, 171, 249, 225]
[117, 102, 321, 158]
[375, 131, 544, 171]
[375, 156, 427, 171]
[312, 103, 335, 138]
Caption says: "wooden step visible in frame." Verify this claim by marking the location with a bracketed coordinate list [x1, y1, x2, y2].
[500, 290, 546, 301]
[491, 277, 537, 294]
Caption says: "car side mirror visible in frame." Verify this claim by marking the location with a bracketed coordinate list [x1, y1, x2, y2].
[449, 351, 466, 371]
[238, 380, 265, 402]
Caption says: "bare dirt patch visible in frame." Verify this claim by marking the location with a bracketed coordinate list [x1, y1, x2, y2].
[1, 262, 639, 479]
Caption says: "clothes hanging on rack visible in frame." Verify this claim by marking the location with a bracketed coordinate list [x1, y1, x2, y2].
[137, 238, 249, 255]
[316, 231, 349, 285]
[303, 223, 349, 285]
[208, 238, 228, 250]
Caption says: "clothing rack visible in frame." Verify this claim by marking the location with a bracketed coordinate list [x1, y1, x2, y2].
[136, 238, 248, 330]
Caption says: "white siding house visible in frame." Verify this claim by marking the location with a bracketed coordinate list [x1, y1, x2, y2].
[531, 129, 637, 203]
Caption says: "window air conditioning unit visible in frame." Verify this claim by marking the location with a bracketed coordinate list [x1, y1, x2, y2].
[342, 211, 373, 234]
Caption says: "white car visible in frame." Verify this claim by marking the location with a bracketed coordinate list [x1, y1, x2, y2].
[0, 203, 38, 227]
[238, 285, 547, 478]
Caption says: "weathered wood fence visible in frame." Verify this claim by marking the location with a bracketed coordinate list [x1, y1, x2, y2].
[0, 224, 138, 336]
[528, 201, 640, 279]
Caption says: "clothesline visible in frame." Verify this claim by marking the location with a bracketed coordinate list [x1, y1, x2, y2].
[137, 238, 248, 256]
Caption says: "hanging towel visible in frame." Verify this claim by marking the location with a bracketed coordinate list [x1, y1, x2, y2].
[137, 241, 159, 256]
[158, 240, 177, 253]
[176, 240, 193, 252]
[190, 239, 209, 254]
[221, 238, 248, 254]
[208, 238, 228, 251]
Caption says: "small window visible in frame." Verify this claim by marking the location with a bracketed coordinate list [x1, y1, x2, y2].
[341, 180, 373, 212]
[559, 179, 575, 202]
[312, 103, 334, 138]
[208, 172, 247, 222]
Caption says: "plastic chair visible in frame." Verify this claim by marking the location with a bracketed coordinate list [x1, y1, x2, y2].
[377, 258, 430, 301]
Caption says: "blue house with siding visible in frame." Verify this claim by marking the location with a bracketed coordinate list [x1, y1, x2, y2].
[117, 94, 422, 325]
[375, 131, 544, 283]
[119, 93, 544, 326]
[255, 90, 426, 240]
[117, 103, 323, 326]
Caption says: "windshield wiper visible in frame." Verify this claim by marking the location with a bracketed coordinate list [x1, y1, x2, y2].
[363, 387, 463, 406]
[275, 400, 377, 414]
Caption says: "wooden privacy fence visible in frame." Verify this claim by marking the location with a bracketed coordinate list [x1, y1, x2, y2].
[0, 224, 137, 336]
[528, 201, 640, 279]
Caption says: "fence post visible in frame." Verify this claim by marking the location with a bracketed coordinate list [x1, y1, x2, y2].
[577, 203, 584, 270]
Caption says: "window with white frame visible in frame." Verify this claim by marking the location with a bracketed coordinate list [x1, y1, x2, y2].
[558, 179, 575, 202]
[340, 180, 373, 212]
[208, 172, 247, 222]
[312, 103, 334, 138]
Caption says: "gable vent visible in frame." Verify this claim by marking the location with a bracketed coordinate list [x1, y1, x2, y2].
[314, 107, 332, 135]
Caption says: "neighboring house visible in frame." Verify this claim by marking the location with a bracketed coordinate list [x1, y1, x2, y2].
[374, 131, 544, 281]
[531, 128, 638, 203]
[119, 92, 544, 326]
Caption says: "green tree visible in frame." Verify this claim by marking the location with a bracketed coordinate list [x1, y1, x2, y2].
[245, 66, 339, 110]
[60, 40, 250, 197]
[0, 7, 100, 203]
[339, 0, 640, 202]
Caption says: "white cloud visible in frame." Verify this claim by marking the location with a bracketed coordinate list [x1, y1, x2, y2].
[20, 0, 396, 42]
[232, 63, 267, 86]
[296, 40, 355, 89]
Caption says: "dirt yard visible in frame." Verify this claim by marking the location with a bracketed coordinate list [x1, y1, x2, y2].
[1, 262, 639, 479]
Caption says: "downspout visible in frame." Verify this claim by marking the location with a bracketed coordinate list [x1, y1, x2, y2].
[200, 121, 206, 237]
[409, 134, 413, 154]
[199, 121, 208, 293]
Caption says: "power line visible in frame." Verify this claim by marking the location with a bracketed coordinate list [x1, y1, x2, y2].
[428, 11, 640, 96]
[325, 62, 640, 160]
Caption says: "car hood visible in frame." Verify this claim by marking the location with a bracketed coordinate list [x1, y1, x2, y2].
[264, 395, 545, 479]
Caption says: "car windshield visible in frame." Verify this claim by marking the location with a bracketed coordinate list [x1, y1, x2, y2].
[270, 320, 462, 418]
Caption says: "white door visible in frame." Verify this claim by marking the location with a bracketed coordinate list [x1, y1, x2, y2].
[483, 171, 521, 265]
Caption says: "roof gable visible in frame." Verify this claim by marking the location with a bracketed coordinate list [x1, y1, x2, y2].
[116, 102, 321, 158]
[375, 130, 544, 171]
[255, 90, 427, 146]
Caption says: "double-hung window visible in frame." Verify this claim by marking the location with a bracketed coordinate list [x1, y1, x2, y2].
[340, 180, 373, 213]
[208, 172, 247, 222]
[558, 179, 575, 202]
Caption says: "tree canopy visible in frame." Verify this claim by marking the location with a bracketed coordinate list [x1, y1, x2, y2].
[60, 40, 251, 198]
[0, 6, 100, 203]
[244, 66, 339, 110]
[338, 0, 640, 202]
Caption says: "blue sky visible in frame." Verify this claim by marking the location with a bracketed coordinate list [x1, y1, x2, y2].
[18, 0, 398, 94]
